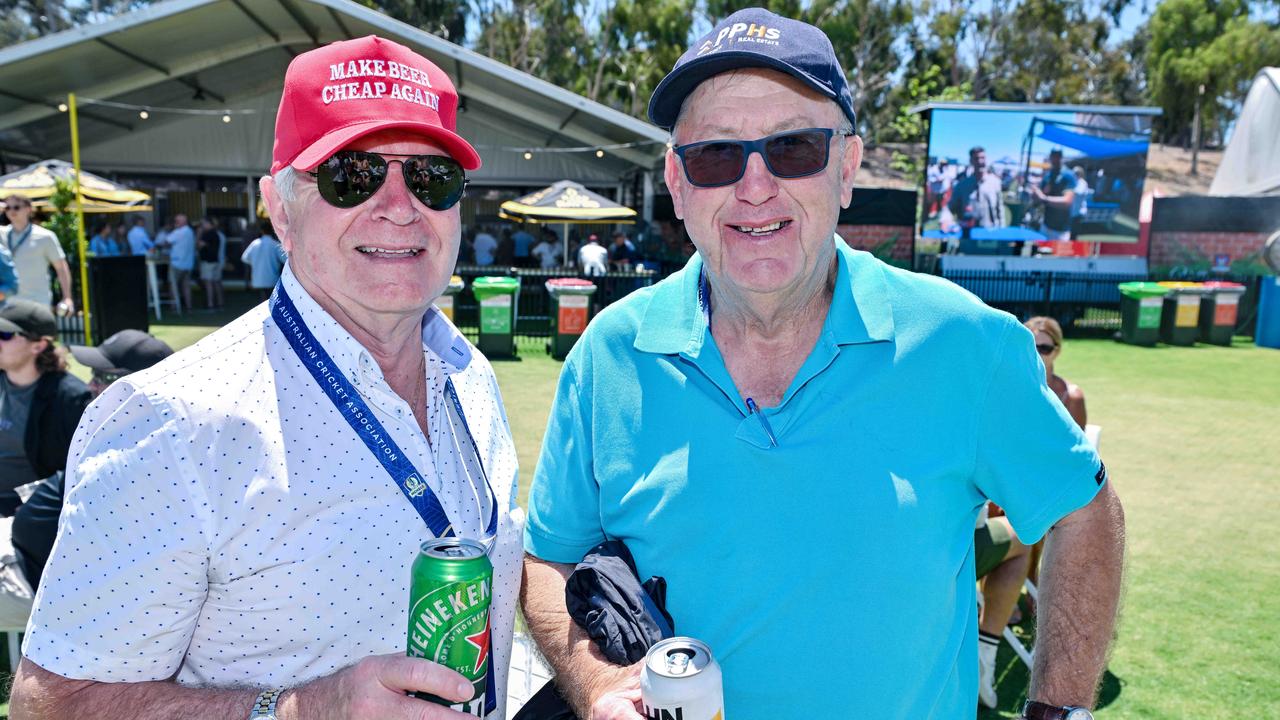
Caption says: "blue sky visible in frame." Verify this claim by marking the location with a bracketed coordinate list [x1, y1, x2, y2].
[928, 108, 1080, 165]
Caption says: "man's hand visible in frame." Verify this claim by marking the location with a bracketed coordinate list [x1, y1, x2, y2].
[283, 653, 477, 720]
[586, 662, 643, 720]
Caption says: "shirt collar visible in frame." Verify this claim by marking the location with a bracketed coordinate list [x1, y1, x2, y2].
[278, 264, 472, 384]
[632, 236, 895, 355]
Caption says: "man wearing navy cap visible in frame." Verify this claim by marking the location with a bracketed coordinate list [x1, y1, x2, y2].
[521, 8, 1124, 720]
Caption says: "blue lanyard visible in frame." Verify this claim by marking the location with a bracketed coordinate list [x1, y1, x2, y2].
[270, 283, 497, 540]
[7, 225, 32, 255]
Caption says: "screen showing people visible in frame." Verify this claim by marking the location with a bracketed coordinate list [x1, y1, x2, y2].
[923, 108, 1152, 255]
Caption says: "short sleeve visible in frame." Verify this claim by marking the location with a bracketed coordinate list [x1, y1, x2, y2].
[41, 233, 66, 262]
[523, 357, 606, 563]
[972, 320, 1104, 544]
[23, 387, 212, 682]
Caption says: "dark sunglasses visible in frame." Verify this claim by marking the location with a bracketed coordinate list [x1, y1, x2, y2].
[673, 128, 853, 188]
[0, 331, 36, 342]
[4, 204, 30, 211]
[1036, 343, 1058, 355]
[306, 151, 468, 211]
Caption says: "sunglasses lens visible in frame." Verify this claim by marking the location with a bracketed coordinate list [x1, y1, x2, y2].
[0, 331, 13, 341]
[315, 151, 388, 208]
[404, 156, 467, 211]
[765, 130, 830, 177]
[682, 141, 747, 187]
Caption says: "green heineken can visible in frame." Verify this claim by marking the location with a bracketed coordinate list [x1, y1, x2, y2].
[407, 537, 493, 716]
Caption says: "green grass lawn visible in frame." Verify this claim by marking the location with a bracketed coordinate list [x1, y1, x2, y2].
[24, 292, 1279, 718]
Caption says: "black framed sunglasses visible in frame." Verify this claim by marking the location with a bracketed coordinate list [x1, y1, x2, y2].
[673, 127, 853, 188]
[1036, 343, 1058, 355]
[0, 331, 36, 342]
[306, 151, 468, 211]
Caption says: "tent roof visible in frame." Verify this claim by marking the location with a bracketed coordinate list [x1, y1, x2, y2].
[500, 180, 637, 222]
[1037, 123, 1149, 159]
[1210, 68, 1280, 196]
[0, 0, 668, 185]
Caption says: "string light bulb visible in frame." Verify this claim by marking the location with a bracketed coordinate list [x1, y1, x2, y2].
[595, 149, 604, 158]
[523, 151, 533, 160]
[222, 114, 232, 123]
[139, 110, 149, 119]
[57, 102, 68, 112]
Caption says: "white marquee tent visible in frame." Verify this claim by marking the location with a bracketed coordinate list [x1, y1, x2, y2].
[1210, 68, 1280, 196]
[0, 0, 667, 207]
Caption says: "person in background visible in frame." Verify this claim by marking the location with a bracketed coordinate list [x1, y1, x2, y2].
[473, 224, 498, 266]
[167, 214, 197, 311]
[196, 217, 226, 310]
[2, 195, 74, 315]
[607, 230, 636, 270]
[88, 224, 119, 257]
[577, 233, 609, 277]
[1069, 166, 1091, 240]
[948, 146, 1005, 230]
[152, 221, 171, 253]
[512, 226, 536, 268]
[111, 222, 130, 256]
[0, 329, 172, 636]
[240, 220, 287, 301]
[530, 232, 561, 269]
[1032, 149, 1077, 242]
[495, 226, 515, 267]
[0, 301, 90, 518]
[126, 217, 154, 256]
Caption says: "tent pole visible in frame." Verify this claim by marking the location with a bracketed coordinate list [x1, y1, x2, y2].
[68, 93, 93, 346]
[563, 222, 570, 268]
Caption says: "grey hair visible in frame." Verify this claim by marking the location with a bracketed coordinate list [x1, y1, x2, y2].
[272, 166, 299, 204]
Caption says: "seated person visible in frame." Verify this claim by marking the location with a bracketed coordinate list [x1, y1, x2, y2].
[0, 330, 173, 627]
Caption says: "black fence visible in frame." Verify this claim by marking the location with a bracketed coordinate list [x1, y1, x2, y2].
[940, 270, 1266, 338]
[449, 266, 657, 349]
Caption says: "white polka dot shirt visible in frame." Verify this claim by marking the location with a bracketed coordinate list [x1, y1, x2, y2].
[24, 265, 524, 718]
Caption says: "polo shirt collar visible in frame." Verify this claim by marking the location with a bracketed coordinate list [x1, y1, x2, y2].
[278, 264, 472, 381]
[632, 238, 895, 355]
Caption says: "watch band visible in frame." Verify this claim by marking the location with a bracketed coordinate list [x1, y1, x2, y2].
[1022, 700, 1092, 720]
[249, 688, 284, 720]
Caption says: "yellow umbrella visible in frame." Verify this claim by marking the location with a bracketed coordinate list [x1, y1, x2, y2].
[0, 159, 152, 213]
[499, 180, 636, 261]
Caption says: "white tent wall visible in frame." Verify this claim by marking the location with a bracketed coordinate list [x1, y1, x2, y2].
[1210, 68, 1280, 196]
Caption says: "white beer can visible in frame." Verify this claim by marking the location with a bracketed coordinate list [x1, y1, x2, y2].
[640, 636, 724, 720]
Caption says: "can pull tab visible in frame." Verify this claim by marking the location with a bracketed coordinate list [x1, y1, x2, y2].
[665, 649, 695, 675]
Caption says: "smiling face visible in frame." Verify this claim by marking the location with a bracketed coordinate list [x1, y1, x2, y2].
[262, 129, 462, 320]
[665, 68, 860, 300]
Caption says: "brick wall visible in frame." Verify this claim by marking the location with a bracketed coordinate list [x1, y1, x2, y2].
[836, 224, 914, 261]
[1149, 230, 1270, 267]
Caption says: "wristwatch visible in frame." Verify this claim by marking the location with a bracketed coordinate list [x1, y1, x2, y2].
[1022, 700, 1094, 720]
[248, 688, 284, 720]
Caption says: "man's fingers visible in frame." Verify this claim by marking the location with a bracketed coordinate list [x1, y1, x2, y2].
[371, 653, 473, 703]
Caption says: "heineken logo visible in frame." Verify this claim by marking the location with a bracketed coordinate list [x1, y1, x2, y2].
[407, 579, 492, 680]
[404, 474, 428, 498]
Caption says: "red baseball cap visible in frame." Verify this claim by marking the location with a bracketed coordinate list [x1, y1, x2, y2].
[271, 35, 480, 173]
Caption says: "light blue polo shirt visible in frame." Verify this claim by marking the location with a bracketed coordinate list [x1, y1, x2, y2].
[525, 240, 1104, 719]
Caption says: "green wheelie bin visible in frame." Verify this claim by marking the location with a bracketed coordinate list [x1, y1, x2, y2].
[1157, 281, 1206, 346]
[1117, 282, 1169, 346]
[472, 276, 521, 358]
[545, 278, 597, 359]
[1197, 281, 1246, 346]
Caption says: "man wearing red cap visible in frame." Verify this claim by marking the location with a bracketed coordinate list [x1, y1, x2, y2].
[12, 36, 523, 720]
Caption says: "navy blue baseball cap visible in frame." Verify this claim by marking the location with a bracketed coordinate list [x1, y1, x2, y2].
[648, 7, 856, 131]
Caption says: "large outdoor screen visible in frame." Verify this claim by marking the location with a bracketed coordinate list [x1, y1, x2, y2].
[923, 107, 1153, 255]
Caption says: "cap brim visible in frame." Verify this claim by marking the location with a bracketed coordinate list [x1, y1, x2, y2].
[68, 344, 121, 372]
[0, 317, 21, 334]
[287, 120, 482, 173]
[648, 52, 837, 129]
